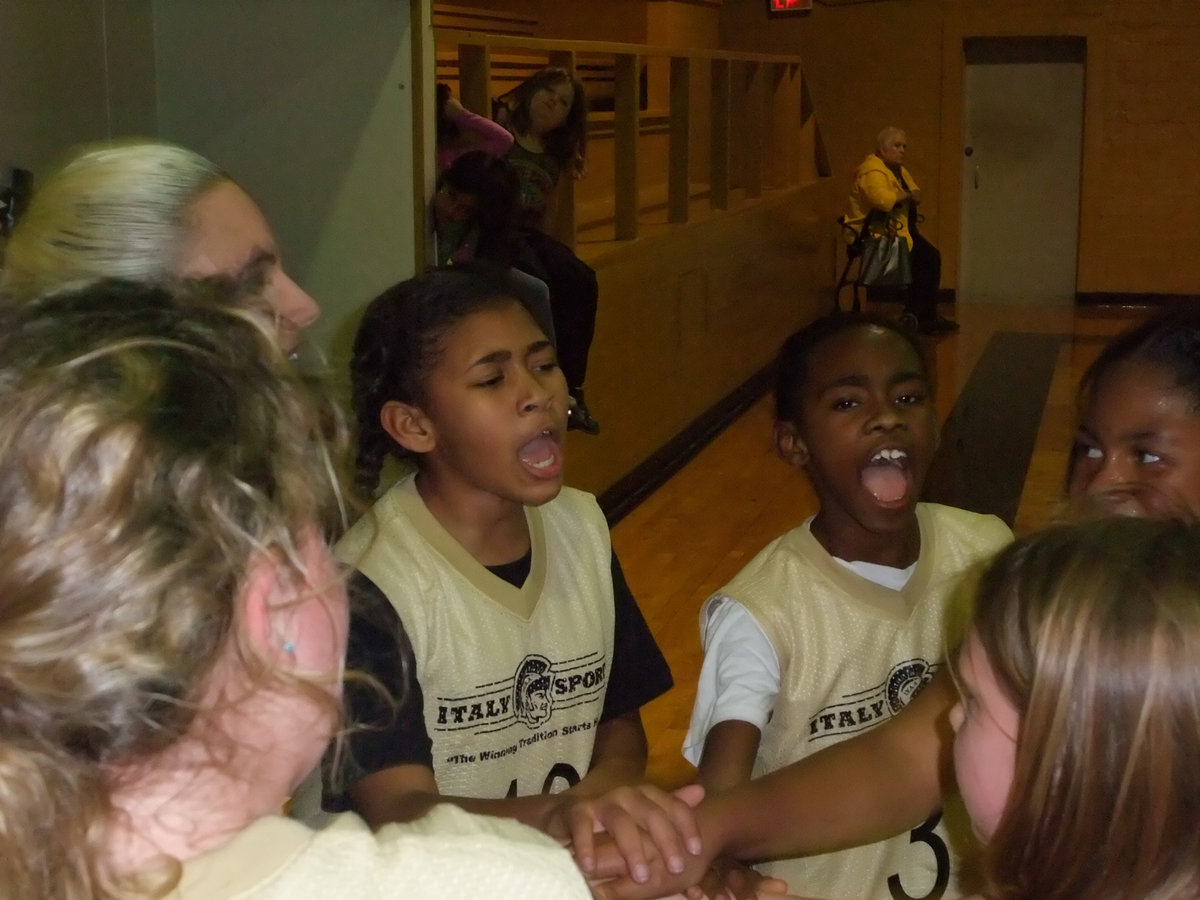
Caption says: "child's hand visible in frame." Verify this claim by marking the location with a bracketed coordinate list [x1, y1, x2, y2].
[590, 853, 800, 900]
[550, 783, 705, 885]
[492, 99, 512, 128]
[684, 857, 789, 900]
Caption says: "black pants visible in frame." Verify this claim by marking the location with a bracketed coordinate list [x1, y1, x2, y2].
[515, 228, 598, 390]
[904, 233, 941, 323]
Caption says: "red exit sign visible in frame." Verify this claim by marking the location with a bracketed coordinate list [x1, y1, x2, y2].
[768, 0, 813, 12]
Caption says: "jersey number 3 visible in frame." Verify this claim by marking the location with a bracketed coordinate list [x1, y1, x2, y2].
[887, 810, 949, 900]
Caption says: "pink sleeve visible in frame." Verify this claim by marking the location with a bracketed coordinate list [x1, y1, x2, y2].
[445, 108, 514, 163]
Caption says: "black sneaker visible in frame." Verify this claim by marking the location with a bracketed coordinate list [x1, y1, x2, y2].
[567, 390, 600, 435]
[917, 316, 960, 336]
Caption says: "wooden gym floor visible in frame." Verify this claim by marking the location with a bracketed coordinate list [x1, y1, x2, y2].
[612, 301, 1149, 789]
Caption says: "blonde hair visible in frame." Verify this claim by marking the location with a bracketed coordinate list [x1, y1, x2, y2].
[969, 517, 1200, 899]
[0, 140, 226, 301]
[0, 278, 348, 898]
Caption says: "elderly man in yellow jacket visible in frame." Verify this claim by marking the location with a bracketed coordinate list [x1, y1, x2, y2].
[844, 127, 958, 335]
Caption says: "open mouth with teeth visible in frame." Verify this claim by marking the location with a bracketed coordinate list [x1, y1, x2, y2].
[518, 429, 562, 477]
[862, 448, 911, 504]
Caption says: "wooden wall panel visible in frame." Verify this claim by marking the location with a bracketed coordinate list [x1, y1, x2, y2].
[565, 179, 845, 495]
[718, 0, 1200, 296]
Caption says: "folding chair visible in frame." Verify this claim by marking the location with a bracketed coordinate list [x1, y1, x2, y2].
[833, 216, 866, 313]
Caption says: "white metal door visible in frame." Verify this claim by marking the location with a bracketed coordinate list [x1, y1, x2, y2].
[959, 39, 1084, 304]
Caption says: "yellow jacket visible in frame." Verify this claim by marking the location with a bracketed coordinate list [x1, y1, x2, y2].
[844, 153, 919, 249]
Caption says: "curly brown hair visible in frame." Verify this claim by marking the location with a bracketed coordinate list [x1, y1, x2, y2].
[0, 277, 349, 898]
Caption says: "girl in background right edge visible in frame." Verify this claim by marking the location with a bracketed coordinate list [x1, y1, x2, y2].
[951, 516, 1200, 899]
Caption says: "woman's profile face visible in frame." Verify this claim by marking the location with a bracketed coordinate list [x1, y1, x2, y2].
[174, 180, 319, 354]
[877, 131, 907, 168]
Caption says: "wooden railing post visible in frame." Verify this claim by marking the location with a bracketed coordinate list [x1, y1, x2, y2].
[668, 56, 691, 224]
[457, 43, 491, 115]
[765, 62, 788, 189]
[741, 61, 763, 199]
[614, 52, 640, 240]
[430, 31, 810, 235]
[710, 58, 730, 211]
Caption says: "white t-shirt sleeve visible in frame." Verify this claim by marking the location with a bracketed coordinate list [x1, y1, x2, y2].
[681, 594, 781, 766]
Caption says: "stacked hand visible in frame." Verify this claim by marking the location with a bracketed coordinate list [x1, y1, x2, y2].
[549, 783, 704, 890]
[556, 783, 810, 900]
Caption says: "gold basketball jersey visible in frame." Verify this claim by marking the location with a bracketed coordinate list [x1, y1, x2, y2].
[738, 504, 1011, 899]
[336, 476, 615, 799]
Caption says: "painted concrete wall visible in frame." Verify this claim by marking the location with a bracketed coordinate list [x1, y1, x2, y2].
[719, 0, 1200, 295]
[569, 179, 842, 494]
[1, 1, 420, 384]
[153, 0, 418, 382]
[0, 1, 156, 181]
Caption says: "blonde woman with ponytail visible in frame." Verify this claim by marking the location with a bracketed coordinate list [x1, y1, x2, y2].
[0, 278, 591, 899]
[0, 138, 319, 353]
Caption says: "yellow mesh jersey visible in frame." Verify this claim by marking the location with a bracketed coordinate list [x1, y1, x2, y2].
[173, 806, 592, 898]
[737, 503, 1011, 900]
[336, 476, 614, 799]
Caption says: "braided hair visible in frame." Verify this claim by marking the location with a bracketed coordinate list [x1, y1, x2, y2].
[349, 263, 537, 495]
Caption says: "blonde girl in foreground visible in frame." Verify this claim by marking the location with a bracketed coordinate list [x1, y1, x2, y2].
[0, 278, 591, 899]
[952, 515, 1200, 899]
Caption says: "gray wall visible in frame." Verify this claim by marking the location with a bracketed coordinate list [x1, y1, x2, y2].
[1, 0, 420, 380]
[0, 0, 156, 176]
[153, 0, 418, 378]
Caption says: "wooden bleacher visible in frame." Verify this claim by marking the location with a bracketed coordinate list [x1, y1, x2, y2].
[432, 3, 537, 37]
[433, 2, 617, 110]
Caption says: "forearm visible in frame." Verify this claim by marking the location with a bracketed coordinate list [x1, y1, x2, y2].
[351, 763, 559, 831]
[701, 673, 955, 861]
[444, 791, 561, 830]
[359, 783, 562, 832]
[696, 720, 761, 795]
[352, 718, 646, 833]
[860, 170, 905, 212]
[452, 107, 514, 157]
[571, 712, 649, 798]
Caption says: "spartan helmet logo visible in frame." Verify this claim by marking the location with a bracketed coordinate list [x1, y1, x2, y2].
[513, 654, 555, 728]
[886, 659, 934, 714]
